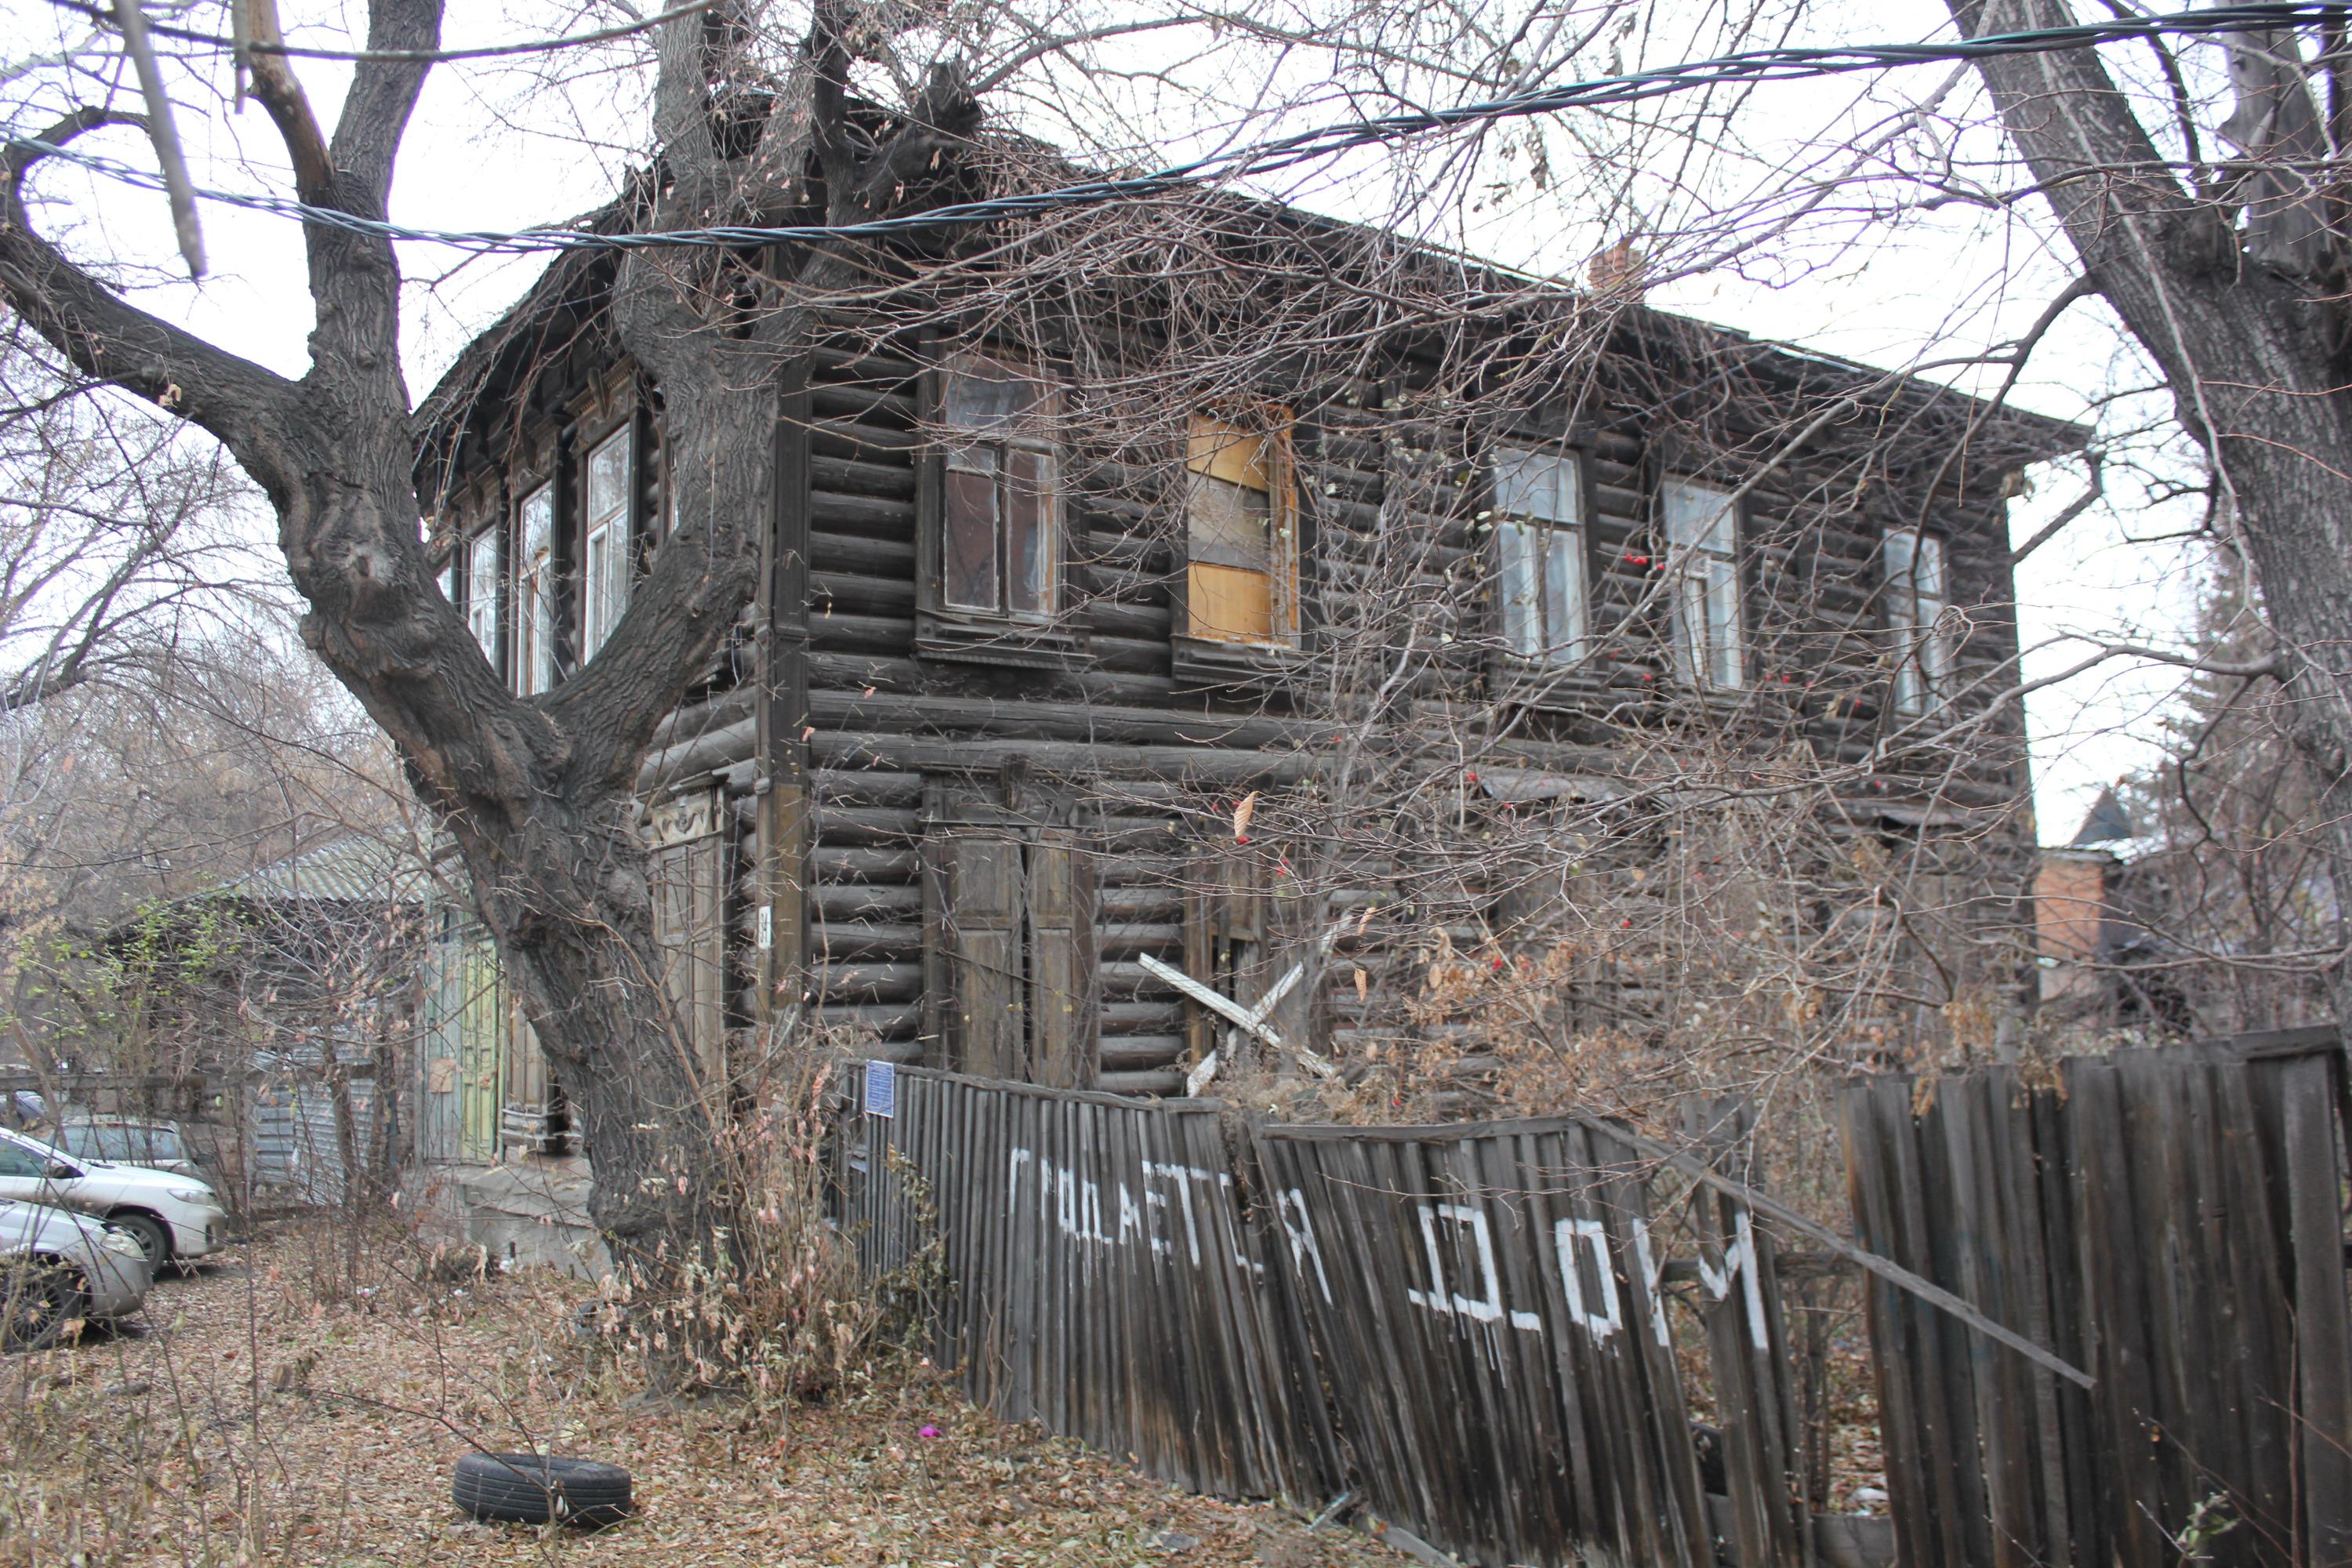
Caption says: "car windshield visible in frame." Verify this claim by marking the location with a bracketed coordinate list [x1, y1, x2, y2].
[63, 1125, 183, 1163]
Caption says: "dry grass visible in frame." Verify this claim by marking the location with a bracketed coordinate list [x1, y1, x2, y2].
[0, 1226, 1407, 1567]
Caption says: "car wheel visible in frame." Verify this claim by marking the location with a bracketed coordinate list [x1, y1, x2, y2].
[109, 1213, 169, 1267]
[1, 1263, 84, 1352]
[452, 1453, 633, 1528]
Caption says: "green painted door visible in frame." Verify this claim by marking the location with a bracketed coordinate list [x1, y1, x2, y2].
[457, 938, 503, 1163]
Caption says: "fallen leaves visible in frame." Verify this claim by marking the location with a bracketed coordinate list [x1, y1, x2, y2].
[1, 1226, 1409, 1567]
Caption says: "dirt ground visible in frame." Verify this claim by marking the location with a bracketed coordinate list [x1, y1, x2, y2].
[0, 1228, 1413, 1568]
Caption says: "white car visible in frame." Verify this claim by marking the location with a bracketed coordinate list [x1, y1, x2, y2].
[0, 1125, 227, 1266]
[1, 1197, 151, 1348]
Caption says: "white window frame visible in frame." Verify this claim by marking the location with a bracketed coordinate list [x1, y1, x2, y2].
[1884, 528, 1954, 717]
[515, 481, 556, 696]
[581, 426, 633, 661]
[1492, 445, 1588, 666]
[463, 526, 501, 669]
[1661, 477, 1744, 690]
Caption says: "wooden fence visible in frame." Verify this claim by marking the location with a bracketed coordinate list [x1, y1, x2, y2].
[1254, 1112, 1805, 1568]
[844, 1066, 1836, 1568]
[846, 1045, 2352, 1568]
[843, 1067, 1335, 1503]
[1845, 1039, 2352, 1568]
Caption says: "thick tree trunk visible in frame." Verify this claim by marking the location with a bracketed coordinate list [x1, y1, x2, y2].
[1952, 0, 2352, 1021]
[0, 2, 983, 1373]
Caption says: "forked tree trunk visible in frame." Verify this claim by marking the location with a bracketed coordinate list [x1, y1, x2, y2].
[0, 1, 980, 1363]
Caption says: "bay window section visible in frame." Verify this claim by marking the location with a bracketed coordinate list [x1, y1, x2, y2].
[1493, 447, 1588, 666]
[1661, 477, 1744, 690]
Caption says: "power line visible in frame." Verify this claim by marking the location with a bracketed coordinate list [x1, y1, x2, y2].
[41, 0, 722, 64]
[14, 2, 2348, 256]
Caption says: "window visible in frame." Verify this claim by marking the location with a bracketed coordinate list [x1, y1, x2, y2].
[0, 1141, 53, 1178]
[940, 355, 1060, 619]
[1185, 412, 1298, 646]
[1661, 477, 1744, 689]
[464, 526, 501, 667]
[582, 428, 633, 660]
[1493, 446, 1588, 665]
[1884, 528, 1953, 716]
[515, 482, 556, 695]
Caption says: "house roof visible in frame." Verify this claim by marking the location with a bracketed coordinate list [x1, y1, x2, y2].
[2069, 787, 2135, 848]
[413, 129, 2089, 492]
[212, 837, 434, 906]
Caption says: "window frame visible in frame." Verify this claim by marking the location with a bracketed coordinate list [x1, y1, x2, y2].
[1659, 474, 1747, 691]
[462, 517, 503, 678]
[579, 419, 637, 663]
[1174, 404, 1304, 669]
[914, 349, 1080, 668]
[513, 477, 557, 697]
[1489, 442, 1594, 670]
[1882, 526, 1955, 717]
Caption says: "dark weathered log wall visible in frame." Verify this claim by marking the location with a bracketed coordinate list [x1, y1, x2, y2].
[434, 314, 2056, 1101]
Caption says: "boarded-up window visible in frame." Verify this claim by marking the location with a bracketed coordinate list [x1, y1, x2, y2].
[1186, 413, 1298, 645]
[581, 426, 632, 660]
[941, 355, 1059, 619]
[1883, 528, 1952, 716]
[927, 784, 1096, 1087]
[1494, 447, 1588, 665]
[648, 789, 728, 1091]
[515, 481, 557, 695]
[1662, 477, 1743, 689]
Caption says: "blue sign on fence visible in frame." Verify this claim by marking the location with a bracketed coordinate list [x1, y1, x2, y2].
[864, 1059, 896, 1119]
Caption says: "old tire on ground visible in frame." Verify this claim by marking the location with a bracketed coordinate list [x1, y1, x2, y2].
[452, 1453, 632, 1528]
[1, 1263, 84, 1352]
[108, 1212, 169, 1267]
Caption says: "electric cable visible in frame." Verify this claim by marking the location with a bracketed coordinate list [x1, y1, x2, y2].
[11, 1, 2346, 255]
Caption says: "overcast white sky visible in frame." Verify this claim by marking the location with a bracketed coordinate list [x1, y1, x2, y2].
[3, 0, 2212, 843]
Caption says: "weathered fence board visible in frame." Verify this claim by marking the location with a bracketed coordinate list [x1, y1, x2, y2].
[1846, 1043, 2352, 1568]
[1687, 1100, 1806, 1568]
[1254, 1116, 1788, 1568]
[844, 1067, 1335, 1502]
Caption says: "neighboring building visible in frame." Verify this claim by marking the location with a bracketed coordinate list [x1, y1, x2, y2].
[2033, 787, 2198, 1033]
[412, 159, 2083, 1129]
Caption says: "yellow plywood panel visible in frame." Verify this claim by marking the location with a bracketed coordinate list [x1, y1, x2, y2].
[1187, 419, 1270, 490]
[1189, 561, 1275, 642]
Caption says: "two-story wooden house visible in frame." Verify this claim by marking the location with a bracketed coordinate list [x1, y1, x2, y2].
[408, 186, 2082, 1156]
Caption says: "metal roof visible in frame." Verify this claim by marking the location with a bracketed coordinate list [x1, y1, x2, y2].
[215, 837, 434, 905]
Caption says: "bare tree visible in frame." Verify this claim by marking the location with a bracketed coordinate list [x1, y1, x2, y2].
[1942, 1, 2352, 1024]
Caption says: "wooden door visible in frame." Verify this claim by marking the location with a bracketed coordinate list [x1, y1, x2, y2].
[456, 937, 503, 1163]
[925, 780, 1097, 1086]
[648, 789, 730, 1094]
